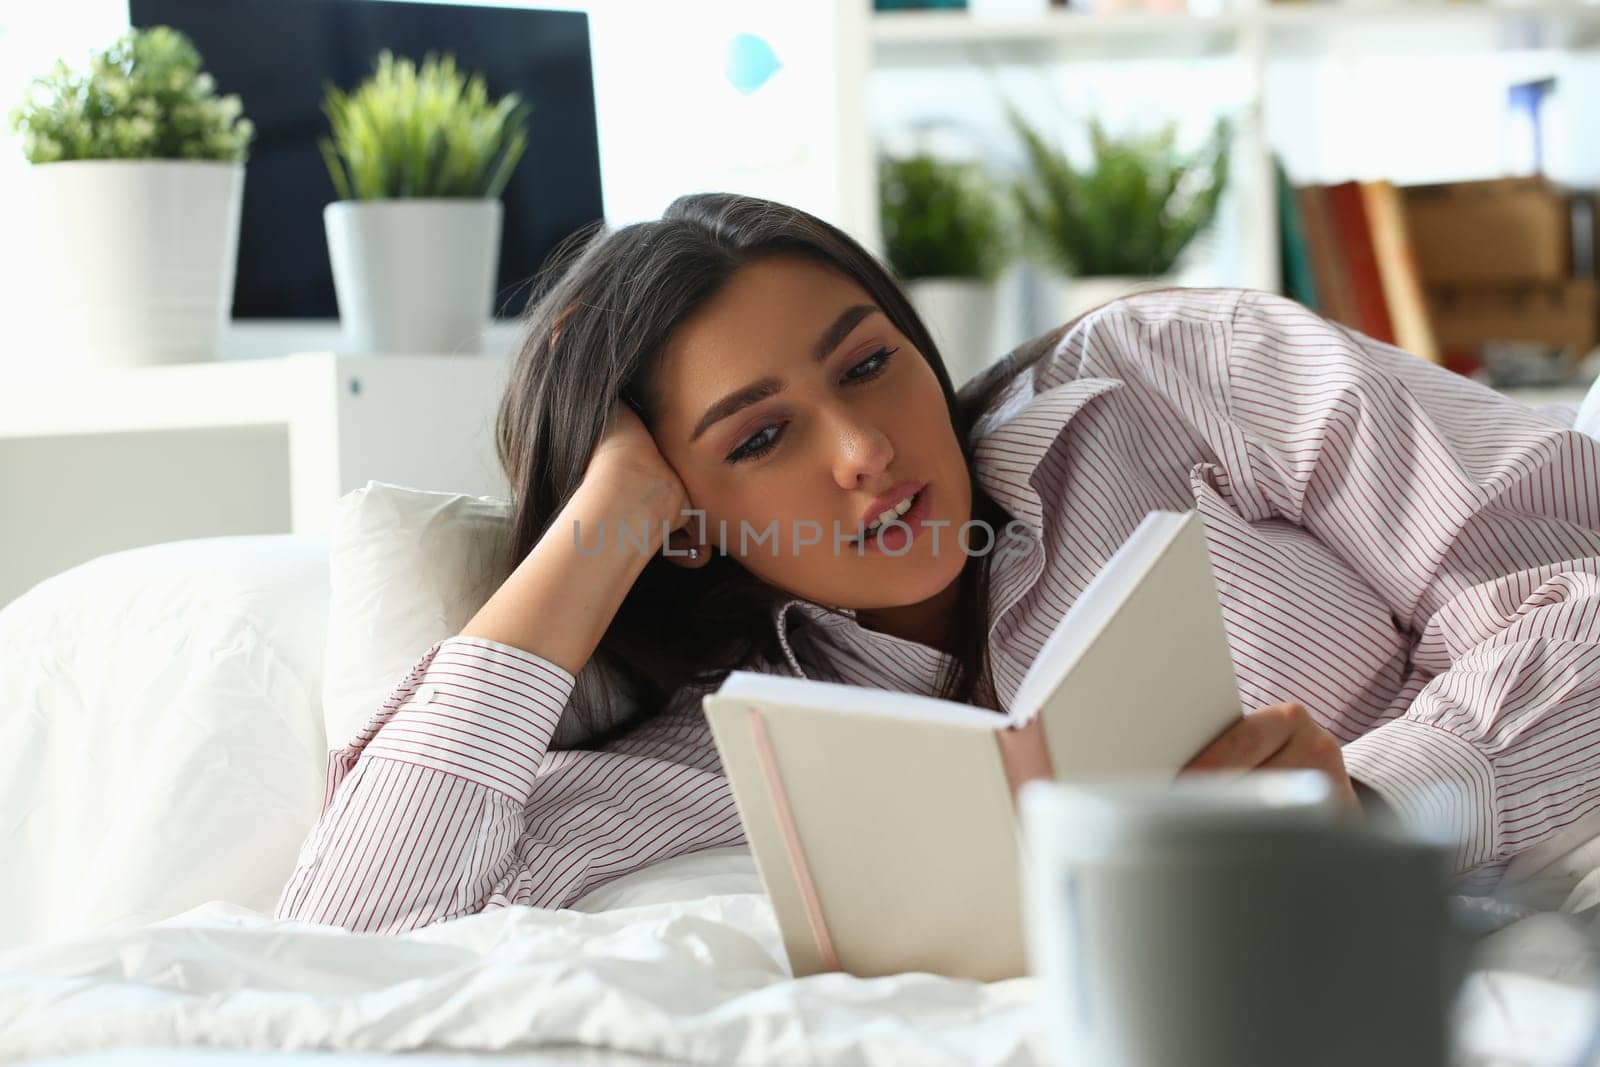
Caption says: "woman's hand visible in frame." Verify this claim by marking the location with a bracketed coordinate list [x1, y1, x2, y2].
[1180, 701, 1361, 812]
[586, 398, 691, 532]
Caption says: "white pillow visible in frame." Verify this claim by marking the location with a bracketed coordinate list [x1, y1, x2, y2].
[570, 845, 763, 911]
[322, 481, 640, 752]
[0, 534, 331, 951]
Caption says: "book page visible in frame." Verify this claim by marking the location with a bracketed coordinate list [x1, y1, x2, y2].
[1009, 510, 1191, 722]
[1032, 513, 1241, 775]
[717, 670, 999, 727]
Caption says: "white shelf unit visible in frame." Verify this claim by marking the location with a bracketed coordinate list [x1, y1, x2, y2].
[0, 353, 514, 607]
[873, 2, 1600, 54]
[860, 0, 1600, 311]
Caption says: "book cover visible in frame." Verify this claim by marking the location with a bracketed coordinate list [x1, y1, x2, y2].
[702, 510, 1242, 981]
[1326, 180, 1398, 345]
[1360, 179, 1441, 364]
[1296, 184, 1356, 329]
[1275, 156, 1320, 312]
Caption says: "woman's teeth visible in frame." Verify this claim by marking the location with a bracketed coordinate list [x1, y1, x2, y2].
[864, 492, 917, 533]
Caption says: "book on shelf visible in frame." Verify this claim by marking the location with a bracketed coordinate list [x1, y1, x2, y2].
[1274, 154, 1320, 314]
[1325, 180, 1398, 346]
[701, 509, 1243, 982]
[1294, 183, 1357, 328]
[1283, 175, 1444, 364]
[1361, 179, 1441, 364]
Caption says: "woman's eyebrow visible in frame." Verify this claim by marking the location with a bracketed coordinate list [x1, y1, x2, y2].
[689, 303, 879, 443]
[811, 303, 876, 363]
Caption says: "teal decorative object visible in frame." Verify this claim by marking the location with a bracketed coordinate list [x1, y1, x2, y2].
[726, 34, 780, 96]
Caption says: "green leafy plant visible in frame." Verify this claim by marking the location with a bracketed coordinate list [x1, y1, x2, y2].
[880, 152, 1009, 282]
[1009, 106, 1230, 278]
[319, 51, 530, 200]
[8, 26, 253, 163]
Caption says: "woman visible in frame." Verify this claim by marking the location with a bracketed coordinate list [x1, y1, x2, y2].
[276, 192, 1600, 936]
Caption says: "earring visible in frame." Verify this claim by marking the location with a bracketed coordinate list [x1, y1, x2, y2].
[689, 547, 699, 560]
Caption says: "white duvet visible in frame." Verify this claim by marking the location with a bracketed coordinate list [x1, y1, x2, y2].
[3, 538, 1599, 1066]
[0, 847, 1047, 1065]
[0, 847, 1597, 1066]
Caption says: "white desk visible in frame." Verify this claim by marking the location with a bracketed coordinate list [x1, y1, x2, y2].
[1, 352, 514, 606]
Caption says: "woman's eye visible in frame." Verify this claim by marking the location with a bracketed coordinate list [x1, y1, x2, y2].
[844, 345, 898, 382]
[724, 346, 899, 465]
[727, 423, 784, 464]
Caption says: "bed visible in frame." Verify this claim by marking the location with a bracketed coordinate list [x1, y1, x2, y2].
[3, 446, 1600, 1064]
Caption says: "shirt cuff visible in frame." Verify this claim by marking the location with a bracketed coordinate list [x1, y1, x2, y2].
[1341, 717, 1498, 874]
[361, 634, 577, 803]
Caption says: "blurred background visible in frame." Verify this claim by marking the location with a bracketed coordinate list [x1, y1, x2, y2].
[3, 0, 1600, 606]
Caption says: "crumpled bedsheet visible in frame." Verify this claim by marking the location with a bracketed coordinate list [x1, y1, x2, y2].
[1, 849, 1598, 1067]
[0, 851, 1043, 1066]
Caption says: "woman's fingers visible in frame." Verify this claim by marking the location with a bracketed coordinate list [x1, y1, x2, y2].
[1259, 721, 1359, 808]
[1182, 701, 1361, 810]
[1182, 702, 1305, 771]
[1257, 718, 1340, 773]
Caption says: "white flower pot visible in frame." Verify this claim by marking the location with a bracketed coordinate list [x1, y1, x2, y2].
[906, 277, 1000, 389]
[324, 199, 502, 355]
[1057, 274, 1179, 326]
[24, 160, 243, 368]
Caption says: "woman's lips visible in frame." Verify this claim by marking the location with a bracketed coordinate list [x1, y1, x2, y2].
[849, 485, 932, 554]
[857, 480, 926, 530]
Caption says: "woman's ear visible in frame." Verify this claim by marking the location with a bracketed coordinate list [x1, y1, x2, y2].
[662, 526, 713, 569]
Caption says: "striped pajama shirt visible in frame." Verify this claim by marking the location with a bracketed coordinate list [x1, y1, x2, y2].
[276, 287, 1600, 933]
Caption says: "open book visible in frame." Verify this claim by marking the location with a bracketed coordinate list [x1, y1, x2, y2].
[701, 509, 1242, 982]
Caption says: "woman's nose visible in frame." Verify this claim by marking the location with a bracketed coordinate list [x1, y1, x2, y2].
[830, 416, 894, 489]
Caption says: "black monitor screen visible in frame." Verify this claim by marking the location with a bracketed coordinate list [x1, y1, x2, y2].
[129, 0, 604, 319]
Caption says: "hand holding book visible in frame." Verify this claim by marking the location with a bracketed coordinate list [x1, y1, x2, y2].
[1181, 700, 1361, 811]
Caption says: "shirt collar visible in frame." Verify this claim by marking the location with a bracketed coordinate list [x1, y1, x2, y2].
[767, 365, 1124, 678]
[967, 371, 1123, 543]
[771, 598, 854, 678]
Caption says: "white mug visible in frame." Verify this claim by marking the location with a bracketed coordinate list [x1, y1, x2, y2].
[1020, 771, 1457, 1067]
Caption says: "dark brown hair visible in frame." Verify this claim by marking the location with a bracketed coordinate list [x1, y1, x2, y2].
[494, 192, 1062, 746]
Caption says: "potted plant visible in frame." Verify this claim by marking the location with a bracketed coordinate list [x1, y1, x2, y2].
[879, 151, 1011, 386]
[9, 26, 254, 368]
[1009, 107, 1231, 323]
[319, 51, 530, 355]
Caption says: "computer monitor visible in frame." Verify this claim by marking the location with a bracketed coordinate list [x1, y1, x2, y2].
[129, 0, 605, 321]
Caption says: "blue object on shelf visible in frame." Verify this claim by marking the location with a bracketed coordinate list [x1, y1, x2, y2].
[875, 0, 967, 9]
[1506, 77, 1556, 174]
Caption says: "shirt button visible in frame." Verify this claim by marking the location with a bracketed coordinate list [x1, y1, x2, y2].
[415, 684, 437, 705]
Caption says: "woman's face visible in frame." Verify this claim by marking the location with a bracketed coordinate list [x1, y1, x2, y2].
[650, 253, 973, 612]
